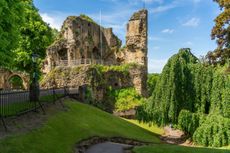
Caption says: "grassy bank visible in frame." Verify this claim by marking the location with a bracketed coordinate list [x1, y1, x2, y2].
[0, 99, 160, 153]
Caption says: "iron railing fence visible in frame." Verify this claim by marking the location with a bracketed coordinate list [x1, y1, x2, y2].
[0, 87, 79, 118]
[56, 59, 116, 67]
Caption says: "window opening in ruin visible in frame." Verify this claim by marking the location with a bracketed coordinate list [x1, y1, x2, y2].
[92, 47, 100, 59]
[8, 75, 24, 89]
[114, 83, 119, 87]
[58, 48, 68, 60]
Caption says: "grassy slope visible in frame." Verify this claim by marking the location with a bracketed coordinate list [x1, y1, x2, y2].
[124, 119, 164, 135]
[0, 99, 160, 153]
[133, 144, 230, 153]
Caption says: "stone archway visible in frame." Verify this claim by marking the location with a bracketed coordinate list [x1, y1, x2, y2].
[7, 74, 29, 90]
[0, 68, 30, 90]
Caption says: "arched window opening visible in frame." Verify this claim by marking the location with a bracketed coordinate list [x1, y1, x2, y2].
[8, 75, 24, 89]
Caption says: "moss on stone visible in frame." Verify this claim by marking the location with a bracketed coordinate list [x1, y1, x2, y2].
[79, 14, 97, 24]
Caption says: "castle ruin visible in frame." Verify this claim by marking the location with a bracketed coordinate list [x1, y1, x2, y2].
[43, 9, 148, 97]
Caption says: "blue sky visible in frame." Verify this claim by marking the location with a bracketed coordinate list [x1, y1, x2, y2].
[34, 0, 220, 73]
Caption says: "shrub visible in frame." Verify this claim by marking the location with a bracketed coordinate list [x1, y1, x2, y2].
[193, 114, 230, 147]
[178, 110, 202, 135]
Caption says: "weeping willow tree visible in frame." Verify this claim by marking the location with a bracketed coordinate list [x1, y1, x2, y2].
[137, 48, 230, 147]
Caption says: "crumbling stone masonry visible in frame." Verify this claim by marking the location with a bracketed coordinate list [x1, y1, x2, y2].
[42, 9, 148, 97]
[43, 15, 121, 73]
[0, 68, 30, 90]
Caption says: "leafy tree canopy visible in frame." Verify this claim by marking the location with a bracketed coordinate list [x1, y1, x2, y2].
[0, 0, 24, 67]
[206, 0, 230, 65]
[13, 0, 55, 75]
[147, 73, 160, 96]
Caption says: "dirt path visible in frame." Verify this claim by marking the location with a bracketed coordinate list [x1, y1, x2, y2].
[161, 126, 193, 146]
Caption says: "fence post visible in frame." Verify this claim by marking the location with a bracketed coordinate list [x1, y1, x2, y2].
[52, 87, 56, 104]
[0, 115, 7, 131]
[64, 86, 67, 97]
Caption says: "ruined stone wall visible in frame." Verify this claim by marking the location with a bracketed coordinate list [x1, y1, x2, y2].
[44, 15, 121, 73]
[0, 68, 30, 90]
[42, 9, 149, 97]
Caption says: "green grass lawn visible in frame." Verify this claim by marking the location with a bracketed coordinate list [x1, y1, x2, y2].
[133, 144, 230, 153]
[125, 119, 164, 135]
[0, 99, 160, 153]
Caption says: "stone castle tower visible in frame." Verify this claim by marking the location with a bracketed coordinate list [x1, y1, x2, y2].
[118, 9, 148, 96]
[125, 9, 148, 69]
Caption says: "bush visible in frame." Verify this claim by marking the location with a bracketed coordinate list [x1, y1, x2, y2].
[193, 114, 230, 147]
[178, 110, 202, 135]
[147, 73, 160, 96]
[108, 88, 145, 112]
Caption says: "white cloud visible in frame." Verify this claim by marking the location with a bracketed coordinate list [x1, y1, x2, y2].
[90, 8, 135, 43]
[148, 59, 167, 73]
[162, 29, 174, 34]
[150, 4, 176, 13]
[182, 17, 200, 27]
[40, 13, 65, 30]
[183, 41, 193, 46]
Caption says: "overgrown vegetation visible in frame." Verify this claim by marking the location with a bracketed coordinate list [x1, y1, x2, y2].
[90, 64, 145, 112]
[107, 87, 145, 112]
[137, 48, 230, 147]
[147, 73, 160, 96]
[80, 14, 97, 24]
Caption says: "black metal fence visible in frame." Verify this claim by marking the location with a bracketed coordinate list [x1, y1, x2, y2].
[0, 87, 79, 131]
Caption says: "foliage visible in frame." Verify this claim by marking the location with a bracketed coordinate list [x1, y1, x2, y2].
[147, 73, 160, 96]
[206, 0, 230, 65]
[138, 48, 199, 125]
[0, 100, 160, 153]
[133, 144, 230, 153]
[210, 69, 230, 118]
[80, 14, 97, 24]
[13, 0, 54, 76]
[111, 88, 145, 112]
[0, 0, 24, 67]
[93, 63, 139, 76]
[137, 48, 230, 147]
[103, 87, 144, 112]
[178, 110, 203, 135]
[193, 114, 230, 147]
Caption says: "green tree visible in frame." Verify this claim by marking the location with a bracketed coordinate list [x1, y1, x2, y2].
[13, 0, 54, 76]
[147, 73, 160, 96]
[137, 49, 230, 147]
[206, 0, 230, 64]
[0, 0, 24, 67]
